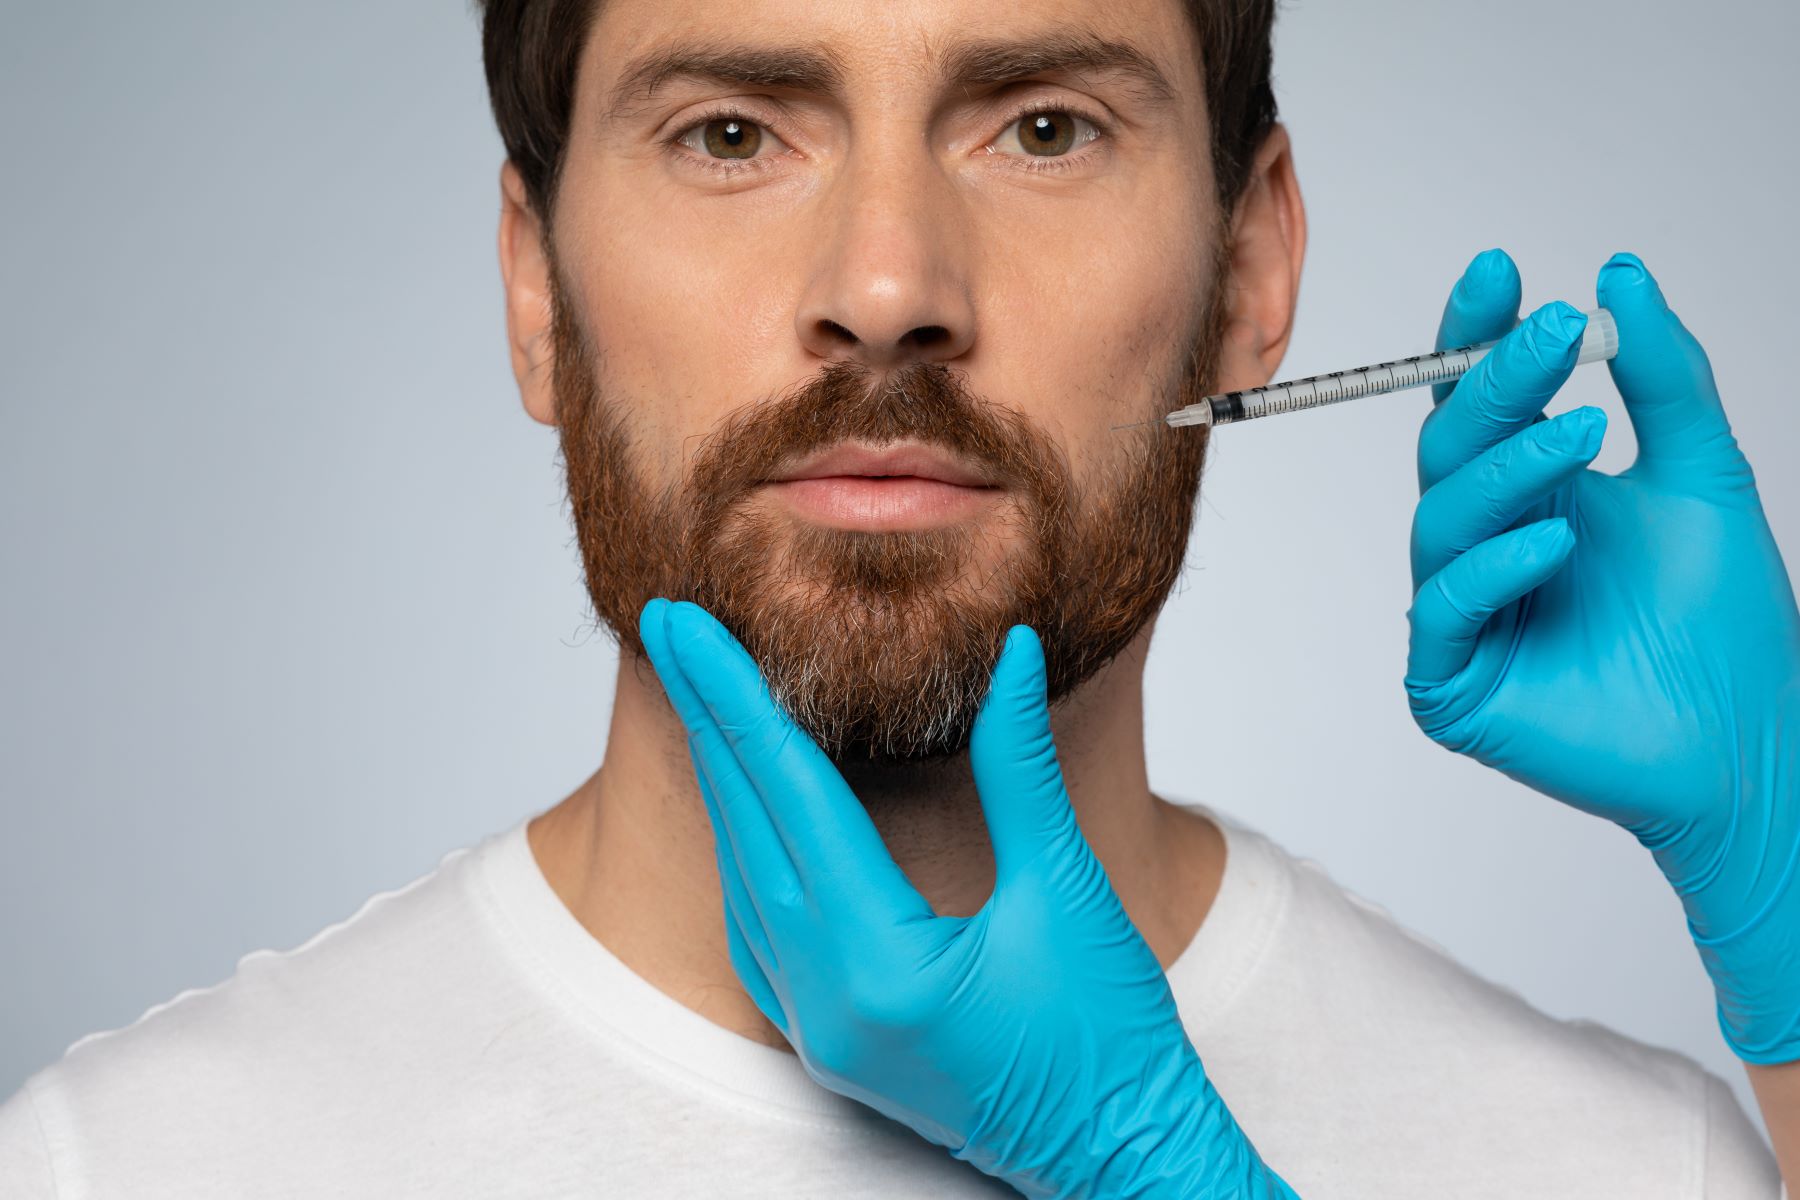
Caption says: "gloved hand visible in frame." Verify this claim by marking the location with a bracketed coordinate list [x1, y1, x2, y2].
[639, 598, 1298, 1200]
[1404, 248, 1800, 1063]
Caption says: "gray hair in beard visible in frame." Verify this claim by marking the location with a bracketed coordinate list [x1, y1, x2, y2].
[547, 238, 1228, 763]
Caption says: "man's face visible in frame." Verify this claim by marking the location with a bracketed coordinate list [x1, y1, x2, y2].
[536, 0, 1232, 761]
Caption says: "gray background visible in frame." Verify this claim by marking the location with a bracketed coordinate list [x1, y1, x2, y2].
[3, 0, 1795, 1149]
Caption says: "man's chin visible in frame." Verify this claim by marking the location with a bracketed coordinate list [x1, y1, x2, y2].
[693, 579, 1022, 763]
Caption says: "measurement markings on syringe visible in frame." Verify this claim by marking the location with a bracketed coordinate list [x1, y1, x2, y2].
[1163, 310, 1615, 430]
[1239, 346, 1486, 416]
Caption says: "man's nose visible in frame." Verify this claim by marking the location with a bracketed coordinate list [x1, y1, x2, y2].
[793, 148, 977, 370]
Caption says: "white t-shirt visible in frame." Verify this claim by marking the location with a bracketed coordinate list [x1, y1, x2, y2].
[0, 803, 1784, 1198]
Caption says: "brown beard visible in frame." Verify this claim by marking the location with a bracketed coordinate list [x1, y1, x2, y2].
[546, 236, 1229, 763]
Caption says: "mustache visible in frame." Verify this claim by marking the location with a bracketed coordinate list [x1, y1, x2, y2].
[681, 359, 1071, 525]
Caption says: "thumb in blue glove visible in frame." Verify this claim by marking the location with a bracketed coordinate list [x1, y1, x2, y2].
[640, 598, 1298, 1199]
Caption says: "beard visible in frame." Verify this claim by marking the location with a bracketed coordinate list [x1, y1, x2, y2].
[547, 238, 1230, 764]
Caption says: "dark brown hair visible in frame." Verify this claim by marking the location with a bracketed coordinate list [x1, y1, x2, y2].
[476, 0, 1278, 228]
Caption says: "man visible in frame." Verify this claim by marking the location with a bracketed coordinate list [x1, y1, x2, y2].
[2, 0, 1796, 1195]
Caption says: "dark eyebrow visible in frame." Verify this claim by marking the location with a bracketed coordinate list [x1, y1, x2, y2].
[605, 42, 847, 123]
[602, 29, 1177, 124]
[939, 31, 1175, 108]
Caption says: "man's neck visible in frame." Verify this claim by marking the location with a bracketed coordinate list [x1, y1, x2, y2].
[527, 629, 1225, 1052]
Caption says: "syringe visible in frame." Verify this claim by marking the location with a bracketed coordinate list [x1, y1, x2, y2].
[1146, 308, 1619, 430]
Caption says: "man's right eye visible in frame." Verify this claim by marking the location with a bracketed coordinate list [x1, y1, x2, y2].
[672, 113, 792, 165]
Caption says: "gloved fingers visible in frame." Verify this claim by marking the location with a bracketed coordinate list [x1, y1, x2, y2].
[723, 901, 790, 1035]
[1430, 247, 1523, 408]
[691, 759, 780, 977]
[969, 626, 1086, 886]
[1418, 302, 1585, 494]
[640, 599, 806, 925]
[1404, 517, 1575, 686]
[646, 600, 798, 1015]
[660, 601, 934, 924]
[1596, 253, 1745, 491]
[1410, 405, 1605, 587]
[697, 768, 791, 1035]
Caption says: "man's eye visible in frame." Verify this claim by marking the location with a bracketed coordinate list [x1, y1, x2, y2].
[677, 116, 789, 161]
[993, 110, 1101, 159]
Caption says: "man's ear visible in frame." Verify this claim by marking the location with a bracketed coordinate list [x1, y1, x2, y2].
[1213, 123, 1306, 394]
[498, 160, 559, 428]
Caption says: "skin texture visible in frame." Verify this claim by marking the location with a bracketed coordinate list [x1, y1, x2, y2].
[498, 0, 1305, 1053]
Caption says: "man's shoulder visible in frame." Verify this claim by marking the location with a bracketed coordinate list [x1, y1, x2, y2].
[17, 836, 491, 1143]
[1202, 817, 1779, 1194]
[1261, 828, 1700, 1084]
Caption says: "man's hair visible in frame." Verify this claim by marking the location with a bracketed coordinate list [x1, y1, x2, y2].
[475, 0, 1278, 229]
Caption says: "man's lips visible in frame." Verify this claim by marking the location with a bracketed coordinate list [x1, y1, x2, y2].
[760, 442, 1005, 531]
[771, 443, 998, 488]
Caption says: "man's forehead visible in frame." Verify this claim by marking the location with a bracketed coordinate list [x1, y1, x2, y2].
[583, 0, 1199, 119]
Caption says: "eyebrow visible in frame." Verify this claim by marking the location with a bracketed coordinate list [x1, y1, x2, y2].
[602, 29, 1178, 124]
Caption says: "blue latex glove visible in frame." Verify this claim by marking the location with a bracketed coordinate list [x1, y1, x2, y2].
[1404, 248, 1800, 1063]
[639, 598, 1298, 1200]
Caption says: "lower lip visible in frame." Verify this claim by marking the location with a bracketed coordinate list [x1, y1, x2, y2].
[763, 476, 1002, 531]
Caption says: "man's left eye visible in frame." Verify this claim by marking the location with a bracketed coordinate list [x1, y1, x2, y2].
[992, 110, 1101, 158]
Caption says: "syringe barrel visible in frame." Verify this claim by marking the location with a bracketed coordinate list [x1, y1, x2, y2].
[1167, 306, 1618, 429]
